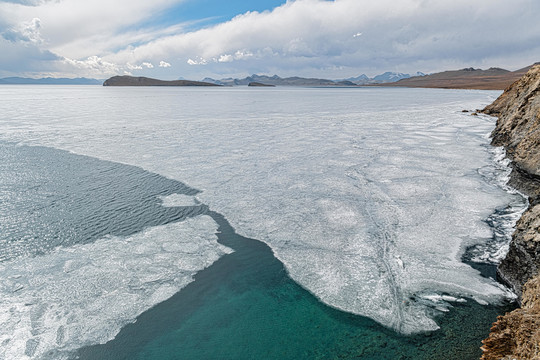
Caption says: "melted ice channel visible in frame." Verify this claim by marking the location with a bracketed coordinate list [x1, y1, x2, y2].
[0, 86, 524, 335]
[0, 216, 231, 360]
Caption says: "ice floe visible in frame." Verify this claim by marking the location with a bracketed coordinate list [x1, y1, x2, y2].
[0, 216, 230, 360]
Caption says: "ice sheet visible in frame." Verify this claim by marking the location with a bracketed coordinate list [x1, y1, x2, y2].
[0, 86, 525, 335]
[0, 216, 231, 360]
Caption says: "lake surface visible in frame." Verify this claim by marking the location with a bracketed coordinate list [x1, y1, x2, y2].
[0, 86, 526, 359]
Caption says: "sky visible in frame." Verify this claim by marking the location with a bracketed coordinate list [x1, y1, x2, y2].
[0, 0, 539, 80]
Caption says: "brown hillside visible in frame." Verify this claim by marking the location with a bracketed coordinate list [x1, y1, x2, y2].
[103, 76, 220, 87]
[378, 64, 540, 90]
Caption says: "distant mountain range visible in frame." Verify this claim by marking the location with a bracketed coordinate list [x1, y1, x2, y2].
[0, 73, 416, 87]
[201, 74, 356, 86]
[0, 77, 101, 85]
[5, 63, 537, 89]
[342, 71, 426, 84]
[202, 71, 426, 86]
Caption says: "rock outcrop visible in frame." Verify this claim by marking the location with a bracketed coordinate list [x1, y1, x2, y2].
[483, 65, 540, 297]
[484, 66, 540, 179]
[497, 200, 540, 300]
[481, 65, 540, 359]
[481, 276, 540, 360]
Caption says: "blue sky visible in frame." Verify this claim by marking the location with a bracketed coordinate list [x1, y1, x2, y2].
[0, 0, 539, 80]
[152, 0, 287, 30]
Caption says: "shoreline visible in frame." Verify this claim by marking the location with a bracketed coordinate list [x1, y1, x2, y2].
[480, 64, 540, 359]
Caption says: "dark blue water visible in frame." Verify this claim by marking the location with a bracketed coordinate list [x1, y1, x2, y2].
[0, 143, 204, 261]
[0, 142, 515, 359]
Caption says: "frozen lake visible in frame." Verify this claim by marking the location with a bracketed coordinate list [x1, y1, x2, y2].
[0, 86, 525, 359]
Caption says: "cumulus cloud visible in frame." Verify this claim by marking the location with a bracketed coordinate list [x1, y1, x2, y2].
[159, 61, 171, 67]
[233, 50, 254, 60]
[217, 54, 233, 63]
[2, 17, 43, 44]
[126, 63, 143, 70]
[0, 0, 188, 77]
[62, 55, 121, 77]
[0, 0, 187, 59]
[215, 50, 254, 63]
[142, 62, 154, 68]
[187, 57, 208, 65]
[0, 36, 60, 77]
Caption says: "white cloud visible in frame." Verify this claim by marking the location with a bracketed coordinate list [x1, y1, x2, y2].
[126, 63, 143, 70]
[142, 62, 154, 68]
[159, 61, 171, 68]
[0, 36, 60, 77]
[62, 55, 120, 77]
[187, 57, 208, 65]
[233, 50, 254, 60]
[215, 50, 254, 63]
[0, 0, 186, 58]
[218, 54, 233, 63]
[2, 17, 43, 44]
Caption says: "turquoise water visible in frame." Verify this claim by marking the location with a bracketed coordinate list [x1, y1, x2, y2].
[79, 210, 513, 360]
[0, 142, 510, 359]
[78, 213, 513, 360]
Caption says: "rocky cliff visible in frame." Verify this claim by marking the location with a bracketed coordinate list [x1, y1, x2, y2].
[481, 65, 540, 359]
[481, 276, 540, 359]
[483, 65, 540, 297]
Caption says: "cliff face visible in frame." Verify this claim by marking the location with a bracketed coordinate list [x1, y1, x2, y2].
[483, 65, 540, 297]
[481, 276, 540, 360]
[497, 200, 540, 300]
[484, 65, 540, 180]
[481, 65, 540, 360]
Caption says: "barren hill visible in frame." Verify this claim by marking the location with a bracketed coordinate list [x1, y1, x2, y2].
[103, 76, 220, 87]
[377, 63, 539, 90]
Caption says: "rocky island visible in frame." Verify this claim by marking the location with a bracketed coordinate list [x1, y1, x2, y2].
[103, 76, 220, 86]
[480, 64, 540, 359]
[247, 82, 275, 87]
